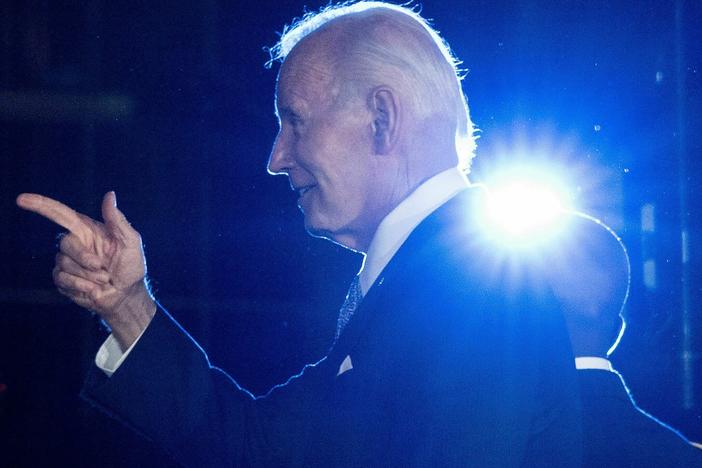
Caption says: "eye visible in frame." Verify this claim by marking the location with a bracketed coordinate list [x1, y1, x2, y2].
[288, 113, 303, 127]
[278, 106, 305, 136]
[287, 114, 305, 138]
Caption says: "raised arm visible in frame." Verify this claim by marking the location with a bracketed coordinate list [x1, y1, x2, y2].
[17, 191, 317, 465]
[16, 192, 156, 350]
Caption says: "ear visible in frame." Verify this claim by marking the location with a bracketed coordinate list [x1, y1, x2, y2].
[370, 87, 400, 155]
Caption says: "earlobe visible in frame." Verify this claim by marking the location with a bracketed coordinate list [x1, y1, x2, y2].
[370, 87, 399, 155]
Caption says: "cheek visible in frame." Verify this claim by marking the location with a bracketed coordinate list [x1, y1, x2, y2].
[305, 120, 373, 197]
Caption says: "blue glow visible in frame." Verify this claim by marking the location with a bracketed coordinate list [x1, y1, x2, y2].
[485, 180, 564, 236]
[477, 165, 575, 248]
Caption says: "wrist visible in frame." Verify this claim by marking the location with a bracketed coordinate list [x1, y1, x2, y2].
[106, 280, 157, 351]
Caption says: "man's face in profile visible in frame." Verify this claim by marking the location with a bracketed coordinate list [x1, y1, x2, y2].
[267, 31, 385, 251]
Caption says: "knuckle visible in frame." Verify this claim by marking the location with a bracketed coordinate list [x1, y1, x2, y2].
[77, 251, 89, 265]
[88, 288, 101, 302]
[58, 233, 71, 250]
[55, 271, 78, 290]
[55, 252, 68, 268]
[55, 270, 69, 286]
[81, 253, 99, 269]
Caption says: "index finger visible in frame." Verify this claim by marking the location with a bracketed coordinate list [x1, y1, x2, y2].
[16, 193, 86, 234]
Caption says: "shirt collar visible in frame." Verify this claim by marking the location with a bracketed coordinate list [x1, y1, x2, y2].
[359, 168, 469, 295]
[575, 356, 615, 372]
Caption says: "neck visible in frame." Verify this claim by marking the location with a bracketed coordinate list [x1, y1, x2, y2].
[335, 155, 458, 252]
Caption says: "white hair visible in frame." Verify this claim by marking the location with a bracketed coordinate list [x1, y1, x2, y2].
[267, 1, 477, 171]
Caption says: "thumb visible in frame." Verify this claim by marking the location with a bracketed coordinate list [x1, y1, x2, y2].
[102, 191, 133, 237]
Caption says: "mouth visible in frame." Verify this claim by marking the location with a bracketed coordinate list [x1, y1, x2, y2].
[293, 184, 316, 197]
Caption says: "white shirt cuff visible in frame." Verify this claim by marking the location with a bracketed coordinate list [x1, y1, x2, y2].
[95, 326, 148, 377]
[574, 356, 614, 372]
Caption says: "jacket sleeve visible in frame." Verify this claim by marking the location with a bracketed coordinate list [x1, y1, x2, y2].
[81, 304, 320, 467]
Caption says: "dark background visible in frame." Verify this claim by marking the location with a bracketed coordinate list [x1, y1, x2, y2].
[1, 0, 700, 465]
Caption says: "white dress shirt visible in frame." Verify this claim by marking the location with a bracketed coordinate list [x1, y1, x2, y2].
[359, 168, 469, 295]
[96, 167, 470, 376]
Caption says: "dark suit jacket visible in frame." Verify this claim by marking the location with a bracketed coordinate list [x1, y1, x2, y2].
[578, 369, 702, 467]
[82, 187, 582, 467]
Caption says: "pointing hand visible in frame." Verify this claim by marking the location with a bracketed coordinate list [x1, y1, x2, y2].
[17, 192, 156, 350]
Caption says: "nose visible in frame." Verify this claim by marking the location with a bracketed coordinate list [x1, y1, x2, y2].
[267, 131, 292, 176]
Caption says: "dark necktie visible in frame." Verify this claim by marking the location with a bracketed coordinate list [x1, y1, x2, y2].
[335, 275, 362, 339]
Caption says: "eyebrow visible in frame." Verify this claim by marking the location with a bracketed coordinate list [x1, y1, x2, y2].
[278, 106, 301, 119]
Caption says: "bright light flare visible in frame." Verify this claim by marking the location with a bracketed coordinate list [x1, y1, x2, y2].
[485, 181, 564, 237]
[477, 166, 575, 248]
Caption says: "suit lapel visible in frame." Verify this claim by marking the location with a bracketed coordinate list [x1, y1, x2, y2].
[328, 185, 486, 370]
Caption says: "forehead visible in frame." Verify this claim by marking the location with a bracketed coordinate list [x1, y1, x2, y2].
[275, 30, 342, 111]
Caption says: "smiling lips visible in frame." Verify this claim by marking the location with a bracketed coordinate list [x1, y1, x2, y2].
[293, 184, 316, 207]
[298, 185, 314, 196]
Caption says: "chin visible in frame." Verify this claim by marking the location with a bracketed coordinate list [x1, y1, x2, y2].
[303, 216, 353, 248]
[303, 215, 328, 238]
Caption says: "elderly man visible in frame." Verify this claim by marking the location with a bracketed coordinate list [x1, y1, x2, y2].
[546, 214, 702, 467]
[17, 2, 581, 466]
